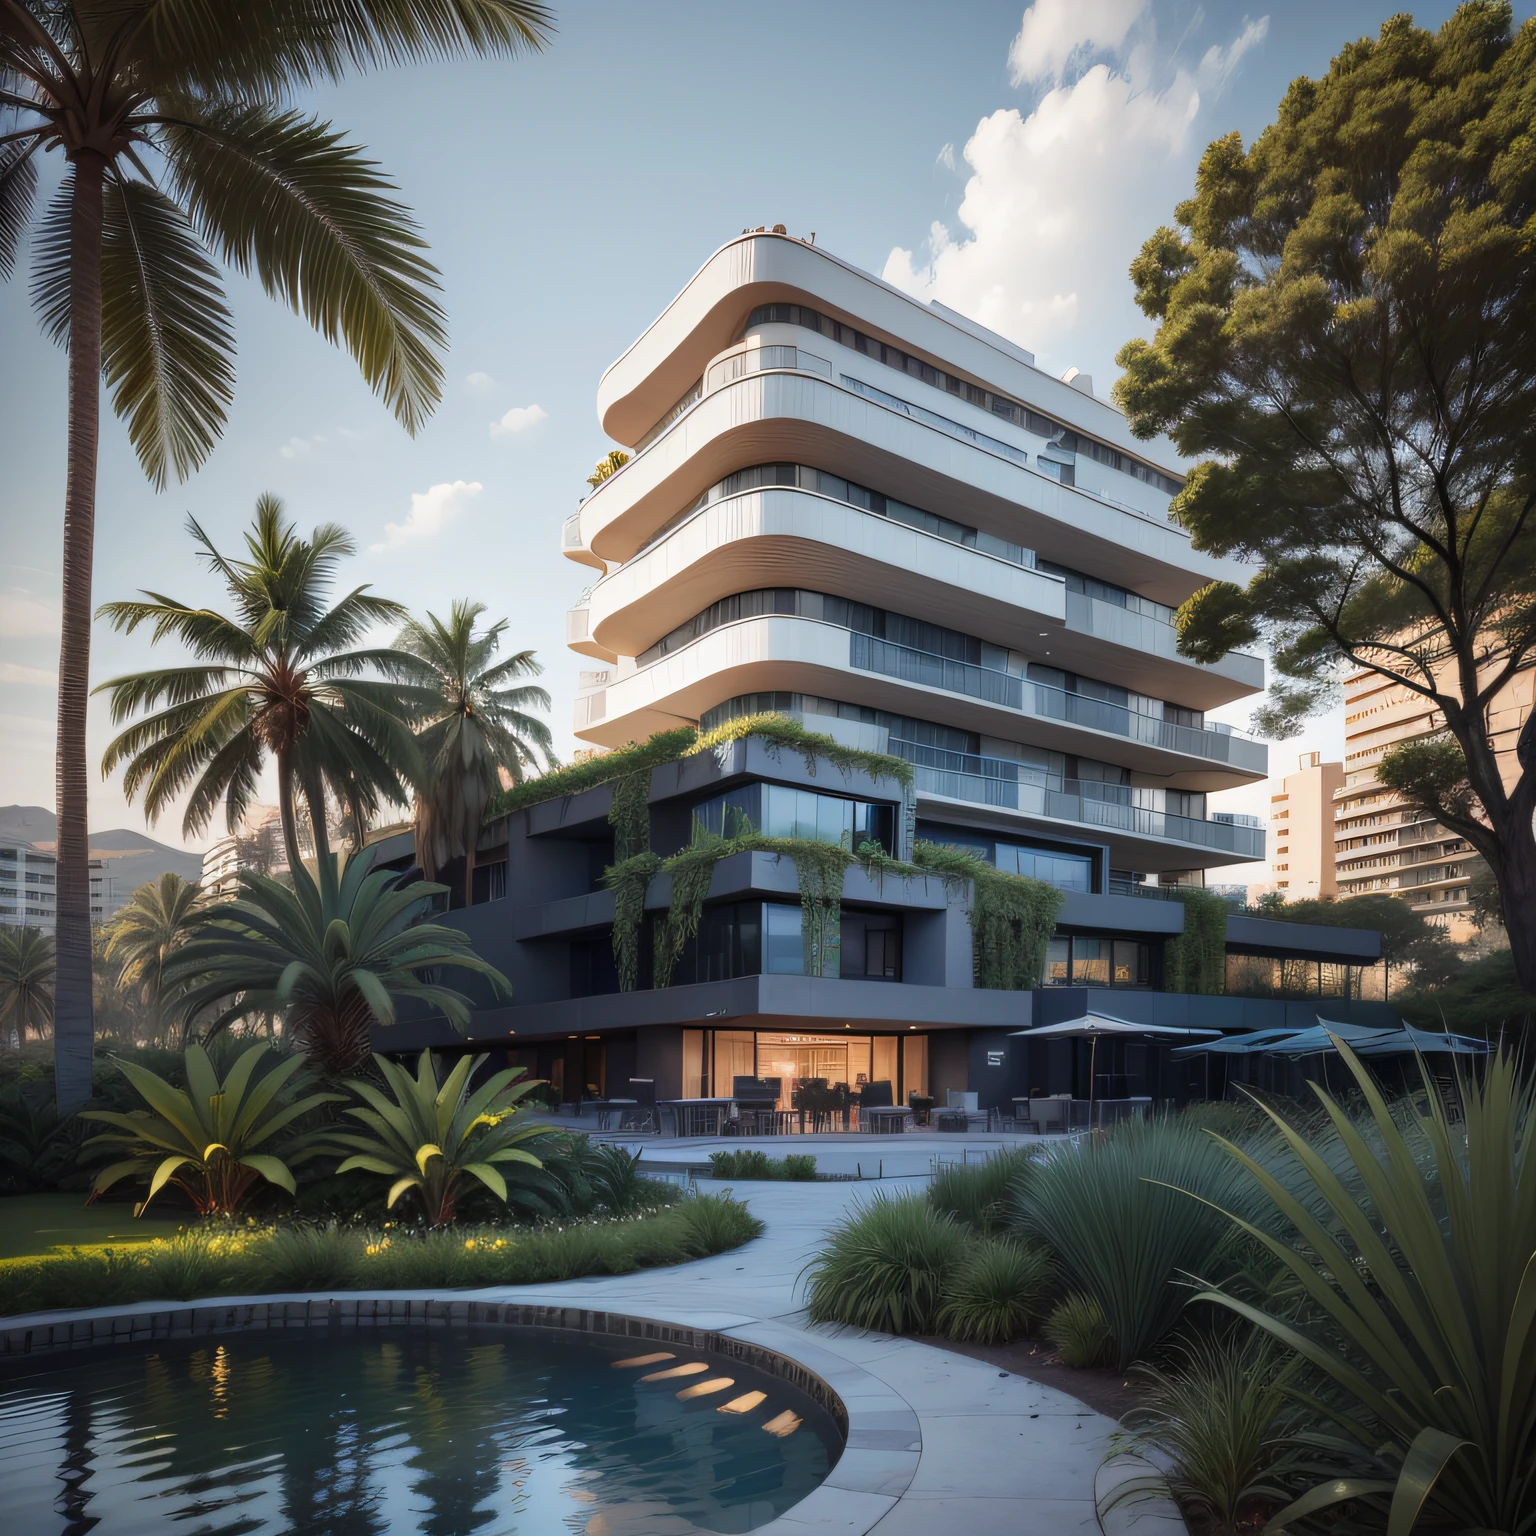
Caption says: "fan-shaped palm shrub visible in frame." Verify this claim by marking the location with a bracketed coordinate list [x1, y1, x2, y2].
[0, 926, 54, 1046]
[1194, 1043, 1536, 1536]
[82, 1042, 339, 1215]
[164, 848, 509, 1076]
[325, 1051, 547, 1225]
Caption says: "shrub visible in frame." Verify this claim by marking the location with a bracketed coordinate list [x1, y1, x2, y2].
[248, 1224, 362, 1291]
[1121, 1330, 1296, 1535]
[1043, 1294, 1113, 1368]
[707, 1150, 817, 1181]
[928, 1150, 1031, 1233]
[936, 1237, 1053, 1344]
[677, 1192, 765, 1255]
[803, 1193, 969, 1334]
[1010, 1115, 1256, 1369]
[1194, 1044, 1536, 1535]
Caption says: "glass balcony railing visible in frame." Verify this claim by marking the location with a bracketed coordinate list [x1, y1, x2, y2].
[892, 740, 1265, 857]
[851, 633, 1258, 767]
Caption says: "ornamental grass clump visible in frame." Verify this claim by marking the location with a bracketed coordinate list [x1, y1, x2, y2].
[1043, 1293, 1113, 1368]
[708, 1150, 817, 1181]
[928, 1149, 1032, 1233]
[1121, 1330, 1297, 1536]
[936, 1237, 1054, 1344]
[1009, 1114, 1257, 1369]
[1193, 1042, 1536, 1536]
[803, 1193, 969, 1334]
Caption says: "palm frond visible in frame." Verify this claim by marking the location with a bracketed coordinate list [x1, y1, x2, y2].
[0, 137, 39, 279]
[100, 172, 235, 486]
[166, 102, 445, 433]
[27, 162, 70, 341]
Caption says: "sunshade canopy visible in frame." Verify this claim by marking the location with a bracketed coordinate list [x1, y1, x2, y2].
[1011, 1013, 1221, 1040]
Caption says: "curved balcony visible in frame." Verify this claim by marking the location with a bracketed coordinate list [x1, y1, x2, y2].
[588, 486, 1261, 710]
[580, 613, 1266, 788]
[596, 233, 1179, 494]
[565, 595, 617, 663]
[562, 510, 604, 572]
[896, 742, 1264, 871]
[576, 370, 1242, 608]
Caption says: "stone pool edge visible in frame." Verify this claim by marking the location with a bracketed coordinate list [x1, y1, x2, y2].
[0, 1291, 916, 1536]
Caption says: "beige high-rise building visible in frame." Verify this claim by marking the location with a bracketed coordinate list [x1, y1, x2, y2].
[1334, 659, 1535, 940]
[1268, 751, 1344, 901]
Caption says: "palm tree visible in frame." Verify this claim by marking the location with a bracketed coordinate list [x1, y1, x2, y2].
[393, 600, 555, 905]
[103, 872, 205, 1043]
[97, 497, 422, 876]
[0, 926, 54, 1049]
[0, 0, 553, 1110]
[162, 846, 511, 1077]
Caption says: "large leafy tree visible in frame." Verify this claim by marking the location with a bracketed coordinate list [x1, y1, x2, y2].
[1114, 3, 1536, 990]
[163, 846, 511, 1077]
[0, 0, 552, 1110]
[103, 871, 205, 1043]
[394, 600, 554, 905]
[98, 496, 421, 875]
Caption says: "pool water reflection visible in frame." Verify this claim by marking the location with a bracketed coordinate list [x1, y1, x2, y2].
[0, 1325, 840, 1535]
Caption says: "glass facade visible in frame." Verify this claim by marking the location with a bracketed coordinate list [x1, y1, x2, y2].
[920, 826, 1096, 894]
[1045, 935, 1153, 987]
[742, 302, 1184, 496]
[679, 1029, 928, 1109]
[692, 782, 896, 854]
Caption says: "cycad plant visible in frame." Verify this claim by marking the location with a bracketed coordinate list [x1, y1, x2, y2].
[82, 1042, 340, 1215]
[326, 1051, 546, 1225]
[0, 925, 54, 1046]
[1195, 1043, 1536, 1536]
[393, 600, 555, 904]
[98, 499, 421, 874]
[163, 848, 510, 1077]
[104, 873, 206, 1043]
[0, 0, 552, 1110]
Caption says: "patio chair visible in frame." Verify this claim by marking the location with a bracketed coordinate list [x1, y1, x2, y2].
[1028, 1097, 1068, 1135]
[624, 1078, 657, 1133]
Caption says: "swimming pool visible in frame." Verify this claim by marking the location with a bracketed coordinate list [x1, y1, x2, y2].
[0, 1322, 841, 1534]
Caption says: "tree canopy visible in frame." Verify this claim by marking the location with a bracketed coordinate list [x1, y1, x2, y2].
[1115, 2, 1536, 988]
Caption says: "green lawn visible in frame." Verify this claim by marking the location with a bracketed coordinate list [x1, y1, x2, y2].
[0, 1193, 184, 1260]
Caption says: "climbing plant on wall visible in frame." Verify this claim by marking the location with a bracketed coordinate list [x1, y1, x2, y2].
[1161, 888, 1229, 995]
[608, 768, 653, 863]
[910, 841, 1065, 990]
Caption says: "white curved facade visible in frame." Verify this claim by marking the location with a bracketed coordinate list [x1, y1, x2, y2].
[564, 233, 1268, 881]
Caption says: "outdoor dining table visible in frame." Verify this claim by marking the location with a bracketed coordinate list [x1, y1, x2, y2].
[859, 1105, 914, 1134]
[590, 1098, 637, 1131]
[660, 1098, 738, 1137]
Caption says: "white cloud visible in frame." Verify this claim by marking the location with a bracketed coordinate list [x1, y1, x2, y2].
[0, 587, 59, 638]
[489, 402, 548, 438]
[466, 371, 496, 393]
[884, 5, 1268, 379]
[1009, 0, 1145, 85]
[936, 142, 957, 172]
[371, 480, 483, 552]
[0, 661, 56, 686]
[280, 433, 323, 459]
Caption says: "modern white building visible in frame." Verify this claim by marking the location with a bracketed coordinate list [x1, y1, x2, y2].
[562, 230, 1268, 906]
[0, 836, 118, 931]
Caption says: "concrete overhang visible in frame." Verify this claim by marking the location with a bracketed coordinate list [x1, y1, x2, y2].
[579, 372, 1240, 609]
[1224, 914, 1382, 964]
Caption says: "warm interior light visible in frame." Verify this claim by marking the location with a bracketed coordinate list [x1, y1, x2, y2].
[718, 1391, 767, 1415]
[640, 1362, 710, 1381]
[676, 1377, 735, 1400]
[612, 1352, 673, 1369]
[761, 1410, 802, 1437]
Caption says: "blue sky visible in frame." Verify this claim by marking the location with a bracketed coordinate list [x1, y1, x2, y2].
[0, 0, 1512, 870]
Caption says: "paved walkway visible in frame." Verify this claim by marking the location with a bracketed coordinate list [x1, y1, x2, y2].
[485, 1175, 1123, 1535]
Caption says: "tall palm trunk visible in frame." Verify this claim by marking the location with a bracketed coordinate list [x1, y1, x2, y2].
[53, 152, 107, 1114]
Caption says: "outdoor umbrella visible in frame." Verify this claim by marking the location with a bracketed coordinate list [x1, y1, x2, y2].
[1010, 1013, 1220, 1123]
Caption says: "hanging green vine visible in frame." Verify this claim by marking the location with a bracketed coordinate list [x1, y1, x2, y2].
[1161, 887, 1229, 995]
[911, 840, 1065, 990]
[651, 835, 731, 988]
[775, 837, 852, 978]
[605, 851, 661, 992]
[608, 768, 653, 863]
[487, 714, 911, 822]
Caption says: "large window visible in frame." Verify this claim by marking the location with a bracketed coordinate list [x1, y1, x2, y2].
[924, 827, 1096, 894]
[1045, 935, 1152, 987]
[743, 302, 1184, 497]
[692, 782, 896, 854]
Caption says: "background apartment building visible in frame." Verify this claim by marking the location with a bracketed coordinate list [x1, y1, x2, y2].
[0, 835, 118, 931]
[1334, 659, 1535, 940]
[1267, 752, 1344, 901]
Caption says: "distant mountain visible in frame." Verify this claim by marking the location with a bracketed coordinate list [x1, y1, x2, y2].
[0, 805, 204, 894]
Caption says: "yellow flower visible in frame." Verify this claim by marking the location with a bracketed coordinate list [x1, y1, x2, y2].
[365, 1243, 380, 1256]
[464, 1237, 477, 1250]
